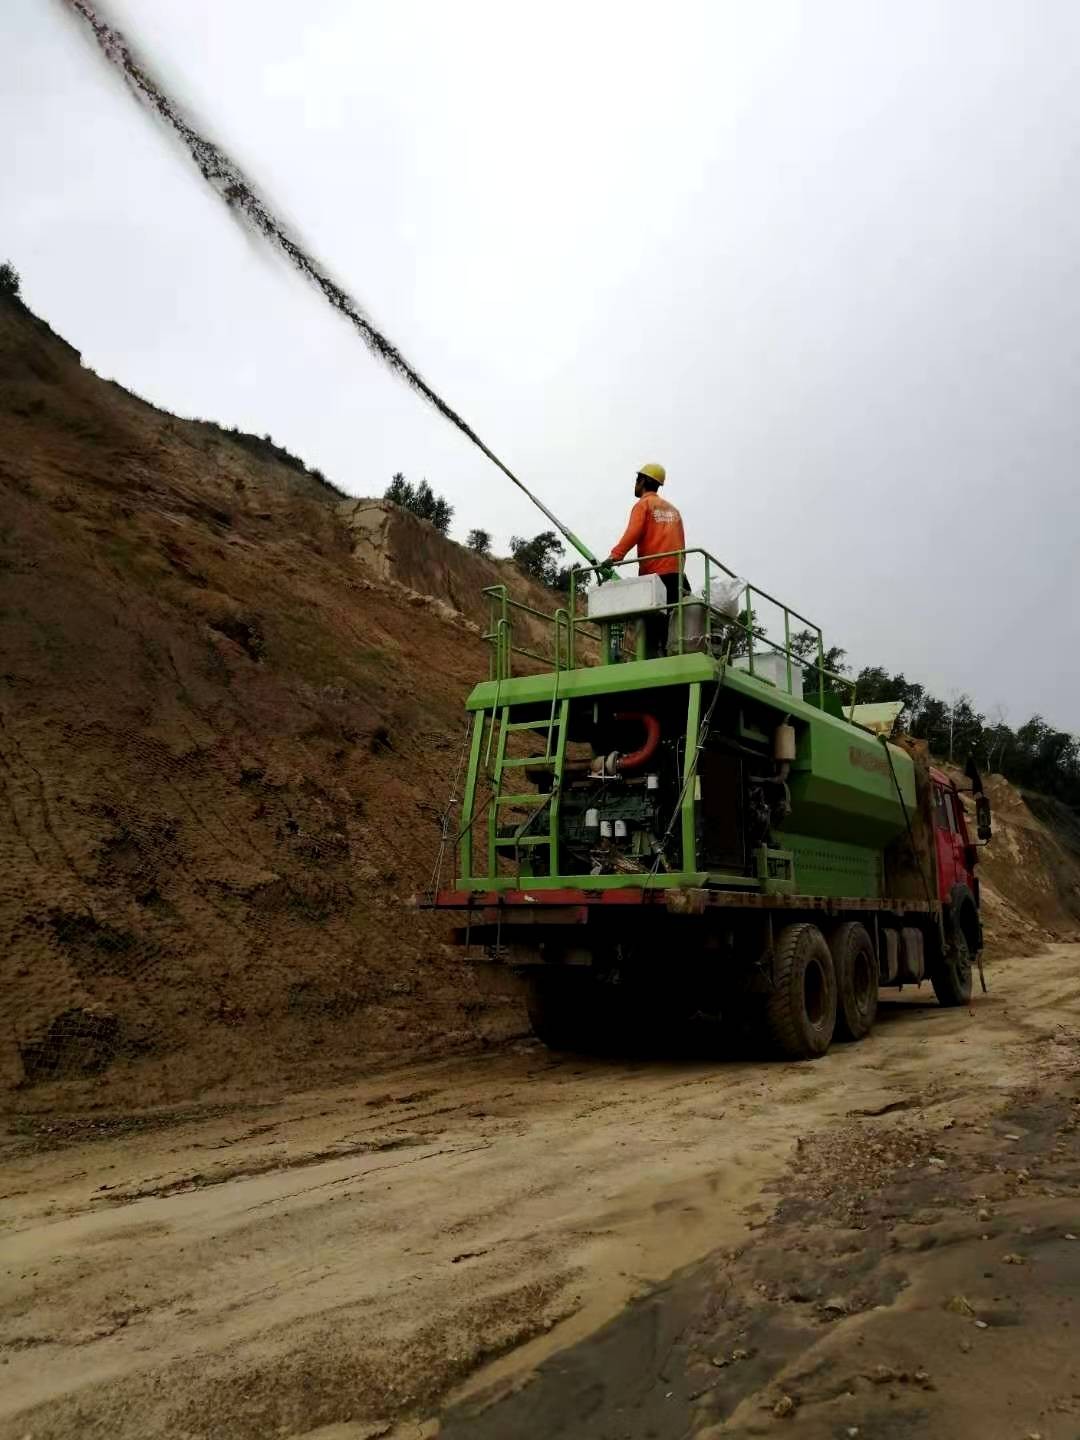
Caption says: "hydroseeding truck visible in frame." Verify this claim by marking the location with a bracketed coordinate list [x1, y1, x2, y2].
[421, 550, 992, 1058]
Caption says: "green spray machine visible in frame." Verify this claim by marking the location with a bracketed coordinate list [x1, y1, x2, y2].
[423, 549, 988, 1058]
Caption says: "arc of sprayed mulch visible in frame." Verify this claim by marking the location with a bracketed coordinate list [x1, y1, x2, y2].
[60, 0, 600, 567]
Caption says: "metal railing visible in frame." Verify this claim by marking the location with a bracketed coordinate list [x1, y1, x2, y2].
[482, 585, 603, 679]
[483, 549, 857, 715]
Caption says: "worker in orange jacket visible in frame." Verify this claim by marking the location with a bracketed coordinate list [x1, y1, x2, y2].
[606, 462, 688, 655]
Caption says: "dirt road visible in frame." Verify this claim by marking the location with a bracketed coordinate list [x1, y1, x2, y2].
[3, 946, 1079, 1440]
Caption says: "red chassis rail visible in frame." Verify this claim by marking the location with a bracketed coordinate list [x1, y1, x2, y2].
[416, 888, 937, 924]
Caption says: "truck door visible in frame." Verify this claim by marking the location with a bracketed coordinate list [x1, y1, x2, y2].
[933, 789, 967, 898]
[933, 784, 967, 898]
[949, 783, 980, 893]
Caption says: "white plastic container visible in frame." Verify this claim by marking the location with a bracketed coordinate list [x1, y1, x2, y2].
[587, 573, 668, 620]
[732, 651, 805, 700]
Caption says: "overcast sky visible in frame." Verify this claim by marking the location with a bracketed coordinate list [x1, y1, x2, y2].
[4, 0, 1078, 726]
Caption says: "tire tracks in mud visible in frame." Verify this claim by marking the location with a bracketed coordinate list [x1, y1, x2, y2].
[84, 1132, 460, 1207]
[1, 947, 1078, 1440]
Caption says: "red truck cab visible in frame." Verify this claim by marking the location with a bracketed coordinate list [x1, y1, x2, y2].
[930, 767, 979, 902]
[924, 764, 990, 1005]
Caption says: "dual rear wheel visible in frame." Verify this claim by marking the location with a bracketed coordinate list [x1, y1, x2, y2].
[764, 922, 837, 1059]
[759, 920, 878, 1059]
[524, 919, 882, 1061]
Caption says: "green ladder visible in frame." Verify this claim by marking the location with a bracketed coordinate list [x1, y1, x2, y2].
[486, 699, 570, 880]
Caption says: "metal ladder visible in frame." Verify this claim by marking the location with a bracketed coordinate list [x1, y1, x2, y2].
[486, 699, 570, 879]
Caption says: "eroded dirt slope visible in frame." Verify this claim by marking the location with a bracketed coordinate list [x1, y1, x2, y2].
[0, 293, 534, 1106]
[955, 772, 1080, 956]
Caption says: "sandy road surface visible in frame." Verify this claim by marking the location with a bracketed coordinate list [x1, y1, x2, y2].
[2, 946, 1079, 1439]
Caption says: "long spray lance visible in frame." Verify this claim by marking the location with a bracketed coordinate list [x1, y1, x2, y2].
[59, 0, 601, 571]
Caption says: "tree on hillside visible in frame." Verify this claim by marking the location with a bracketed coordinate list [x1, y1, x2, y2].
[509, 531, 591, 592]
[947, 694, 984, 765]
[0, 261, 20, 298]
[384, 473, 453, 534]
[983, 704, 1011, 773]
[466, 528, 492, 556]
[725, 605, 768, 660]
[554, 562, 591, 593]
[850, 665, 925, 729]
[790, 627, 848, 697]
[910, 695, 945, 754]
[510, 530, 564, 586]
[1011, 716, 1080, 799]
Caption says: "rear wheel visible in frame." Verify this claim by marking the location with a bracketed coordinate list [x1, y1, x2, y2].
[765, 923, 837, 1060]
[830, 922, 878, 1041]
[932, 922, 973, 1007]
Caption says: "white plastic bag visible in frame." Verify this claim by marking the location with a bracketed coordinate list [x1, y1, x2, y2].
[708, 575, 746, 620]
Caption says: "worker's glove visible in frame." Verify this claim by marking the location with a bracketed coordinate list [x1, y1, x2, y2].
[597, 560, 618, 584]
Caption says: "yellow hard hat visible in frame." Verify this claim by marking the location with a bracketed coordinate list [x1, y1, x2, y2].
[637, 462, 666, 486]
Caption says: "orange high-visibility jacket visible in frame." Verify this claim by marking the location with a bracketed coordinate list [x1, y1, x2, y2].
[609, 491, 685, 575]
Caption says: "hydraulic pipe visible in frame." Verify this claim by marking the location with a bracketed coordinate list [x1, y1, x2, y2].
[614, 712, 661, 773]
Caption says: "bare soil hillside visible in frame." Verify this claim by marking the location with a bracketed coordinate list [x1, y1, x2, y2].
[954, 772, 1080, 956]
[0, 293, 544, 1107]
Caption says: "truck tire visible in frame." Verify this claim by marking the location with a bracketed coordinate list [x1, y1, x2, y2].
[765, 923, 837, 1060]
[829, 922, 878, 1042]
[524, 969, 596, 1051]
[932, 923, 973, 1008]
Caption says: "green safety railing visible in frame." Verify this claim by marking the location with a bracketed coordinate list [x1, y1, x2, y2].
[483, 550, 858, 716]
[482, 585, 603, 679]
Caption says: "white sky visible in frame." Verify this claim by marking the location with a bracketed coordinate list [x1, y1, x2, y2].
[4, 0, 1079, 726]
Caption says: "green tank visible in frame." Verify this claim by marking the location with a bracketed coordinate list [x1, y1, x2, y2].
[450, 555, 916, 902]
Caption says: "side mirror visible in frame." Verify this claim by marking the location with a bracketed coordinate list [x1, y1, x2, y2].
[975, 793, 992, 843]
